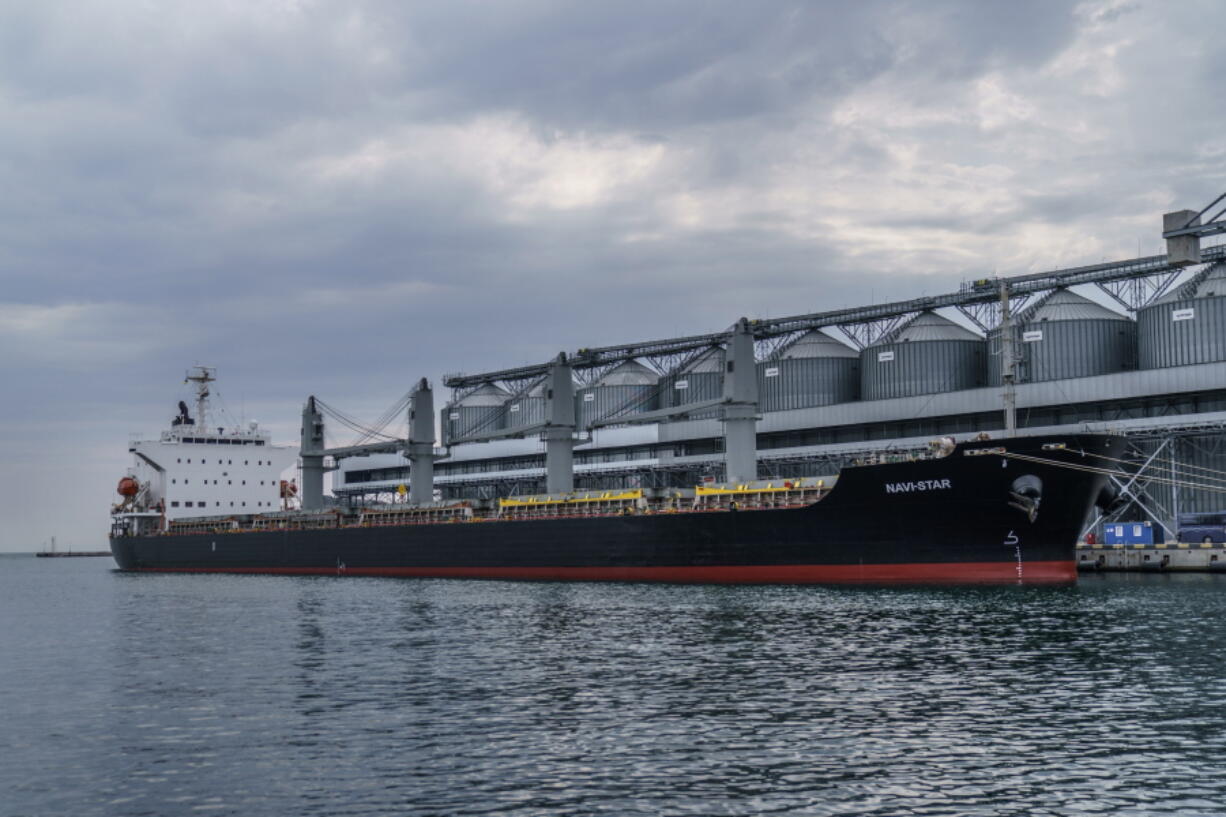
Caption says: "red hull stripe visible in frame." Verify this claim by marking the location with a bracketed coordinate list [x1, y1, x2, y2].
[135, 561, 1077, 584]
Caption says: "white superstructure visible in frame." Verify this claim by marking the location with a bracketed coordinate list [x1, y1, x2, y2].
[114, 367, 299, 530]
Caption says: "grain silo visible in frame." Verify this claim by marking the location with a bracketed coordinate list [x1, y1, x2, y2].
[662, 347, 724, 418]
[1138, 262, 1226, 369]
[576, 360, 660, 429]
[861, 311, 986, 400]
[503, 379, 550, 430]
[988, 288, 1135, 384]
[441, 383, 508, 444]
[758, 330, 859, 411]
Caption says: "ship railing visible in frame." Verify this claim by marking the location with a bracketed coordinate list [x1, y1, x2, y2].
[354, 504, 475, 527]
[650, 491, 697, 514]
[251, 512, 342, 531]
[847, 448, 938, 467]
[691, 478, 834, 512]
[166, 517, 242, 535]
[497, 490, 647, 520]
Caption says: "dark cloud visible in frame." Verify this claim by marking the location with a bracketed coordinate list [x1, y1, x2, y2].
[1, 0, 1224, 549]
[390, 2, 891, 128]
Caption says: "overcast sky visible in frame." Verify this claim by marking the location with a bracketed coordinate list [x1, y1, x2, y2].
[2, 0, 1224, 551]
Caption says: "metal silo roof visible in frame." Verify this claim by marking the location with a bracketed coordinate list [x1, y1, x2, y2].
[1157, 262, 1226, 303]
[524, 379, 551, 397]
[1021, 288, 1129, 322]
[456, 383, 509, 407]
[596, 359, 659, 386]
[876, 311, 982, 344]
[779, 330, 859, 359]
[680, 348, 724, 373]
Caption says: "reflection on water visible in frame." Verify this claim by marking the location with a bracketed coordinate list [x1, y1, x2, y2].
[2, 556, 1226, 815]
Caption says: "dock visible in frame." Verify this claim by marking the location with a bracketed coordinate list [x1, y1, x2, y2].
[1077, 543, 1226, 572]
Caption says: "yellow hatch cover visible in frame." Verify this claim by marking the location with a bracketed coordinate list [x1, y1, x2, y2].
[500, 489, 644, 508]
[695, 478, 829, 496]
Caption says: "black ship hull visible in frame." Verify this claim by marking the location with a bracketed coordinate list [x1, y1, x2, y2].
[110, 435, 1121, 584]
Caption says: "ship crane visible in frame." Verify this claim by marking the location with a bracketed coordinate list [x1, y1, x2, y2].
[444, 322, 762, 489]
[299, 380, 443, 510]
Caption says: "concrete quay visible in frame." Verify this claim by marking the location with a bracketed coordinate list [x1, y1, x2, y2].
[1077, 542, 1226, 572]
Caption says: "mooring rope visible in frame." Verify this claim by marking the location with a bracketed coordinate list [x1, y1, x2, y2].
[1001, 451, 1226, 496]
[1081, 450, 1226, 487]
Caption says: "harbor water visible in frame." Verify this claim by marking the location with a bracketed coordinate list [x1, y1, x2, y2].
[3, 554, 1226, 816]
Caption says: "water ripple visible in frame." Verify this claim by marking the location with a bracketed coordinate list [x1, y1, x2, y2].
[3, 558, 1226, 815]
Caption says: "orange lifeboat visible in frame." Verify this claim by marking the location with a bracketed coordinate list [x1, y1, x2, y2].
[280, 479, 298, 498]
[117, 476, 140, 497]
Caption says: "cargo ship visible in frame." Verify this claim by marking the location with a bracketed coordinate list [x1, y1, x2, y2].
[109, 369, 1123, 584]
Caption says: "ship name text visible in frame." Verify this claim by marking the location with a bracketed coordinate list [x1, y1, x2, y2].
[885, 479, 952, 494]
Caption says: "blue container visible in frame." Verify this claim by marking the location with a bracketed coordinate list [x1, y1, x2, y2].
[1103, 522, 1154, 545]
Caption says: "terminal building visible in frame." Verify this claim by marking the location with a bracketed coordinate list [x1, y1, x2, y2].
[321, 204, 1226, 543]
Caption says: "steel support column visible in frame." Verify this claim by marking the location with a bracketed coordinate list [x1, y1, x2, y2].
[722, 318, 760, 484]
[543, 354, 576, 493]
[300, 396, 326, 511]
[406, 379, 437, 504]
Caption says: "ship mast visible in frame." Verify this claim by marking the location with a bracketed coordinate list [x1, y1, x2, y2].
[185, 366, 216, 432]
[998, 279, 1017, 436]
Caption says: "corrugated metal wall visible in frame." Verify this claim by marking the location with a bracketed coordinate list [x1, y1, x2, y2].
[440, 404, 506, 445]
[758, 358, 859, 411]
[861, 341, 986, 400]
[576, 385, 660, 429]
[660, 371, 722, 419]
[989, 320, 1137, 384]
[1138, 296, 1226, 369]
[440, 384, 509, 444]
[1116, 436, 1226, 537]
[1177, 435, 1226, 517]
[504, 395, 547, 429]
